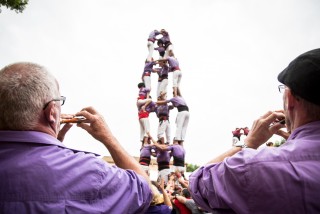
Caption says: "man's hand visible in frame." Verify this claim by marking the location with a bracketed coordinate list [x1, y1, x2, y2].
[75, 106, 113, 144]
[244, 111, 286, 149]
[57, 123, 73, 142]
[275, 129, 290, 140]
[57, 114, 75, 142]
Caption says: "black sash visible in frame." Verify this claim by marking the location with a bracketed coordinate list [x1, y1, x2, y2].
[158, 161, 170, 171]
[173, 157, 185, 167]
[139, 156, 151, 166]
[177, 105, 189, 112]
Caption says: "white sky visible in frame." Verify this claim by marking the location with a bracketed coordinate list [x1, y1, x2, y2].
[1, 0, 320, 165]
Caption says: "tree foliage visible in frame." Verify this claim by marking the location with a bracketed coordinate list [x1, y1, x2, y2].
[0, 0, 28, 13]
[186, 163, 200, 172]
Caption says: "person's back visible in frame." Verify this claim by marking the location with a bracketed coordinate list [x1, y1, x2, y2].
[0, 134, 149, 213]
[190, 126, 320, 213]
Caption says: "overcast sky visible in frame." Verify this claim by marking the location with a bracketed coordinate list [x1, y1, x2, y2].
[1, 0, 320, 165]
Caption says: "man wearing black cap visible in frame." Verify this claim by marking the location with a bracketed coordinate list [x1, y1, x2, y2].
[188, 49, 320, 213]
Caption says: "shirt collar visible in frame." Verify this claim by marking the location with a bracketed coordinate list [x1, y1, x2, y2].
[0, 130, 100, 156]
[288, 120, 320, 141]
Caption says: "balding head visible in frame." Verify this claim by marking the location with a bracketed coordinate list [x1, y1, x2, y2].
[0, 62, 59, 130]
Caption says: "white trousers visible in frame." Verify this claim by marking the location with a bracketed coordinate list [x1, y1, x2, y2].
[163, 44, 173, 59]
[172, 70, 182, 88]
[157, 79, 168, 98]
[232, 137, 239, 146]
[157, 120, 171, 144]
[158, 168, 171, 184]
[147, 41, 154, 61]
[139, 117, 150, 141]
[175, 110, 190, 141]
[143, 76, 151, 91]
[140, 165, 150, 176]
[172, 165, 185, 174]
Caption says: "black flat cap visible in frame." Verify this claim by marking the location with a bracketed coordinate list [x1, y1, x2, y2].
[278, 48, 320, 105]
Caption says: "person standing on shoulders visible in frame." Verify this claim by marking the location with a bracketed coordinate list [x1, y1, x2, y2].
[157, 89, 190, 145]
[147, 29, 161, 61]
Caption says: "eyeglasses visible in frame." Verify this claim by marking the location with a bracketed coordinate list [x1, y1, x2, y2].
[278, 85, 286, 93]
[43, 96, 66, 110]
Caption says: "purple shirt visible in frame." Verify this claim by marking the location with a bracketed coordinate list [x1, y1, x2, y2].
[155, 46, 165, 57]
[139, 87, 150, 98]
[167, 57, 179, 70]
[148, 30, 160, 42]
[0, 131, 152, 214]
[167, 96, 187, 107]
[140, 144, 155, 157]
[167, 144, 185, 160]
[145, 204, 172, 214]
[156, 104, 170, 117]
[189, 121, 320, 213]
[146, 101, 156, 113]
[156, 148, 171, 163]
[160, 33, 171, 44]
[159, 64, 170, 77]
[143, 61, 156, 77]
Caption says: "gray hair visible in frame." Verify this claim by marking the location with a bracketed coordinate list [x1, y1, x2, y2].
[0, 62, 59, 130]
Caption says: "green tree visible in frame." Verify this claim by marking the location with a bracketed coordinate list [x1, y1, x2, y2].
[186, 163, 200, 172]
[0, 0, 28, 13]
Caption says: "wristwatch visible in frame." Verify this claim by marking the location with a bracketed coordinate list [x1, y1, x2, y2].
[235, 142, 248, 148]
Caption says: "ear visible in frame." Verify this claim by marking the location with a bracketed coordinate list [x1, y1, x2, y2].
[286, 89, 298, 110]
[43, 102, 59, 130]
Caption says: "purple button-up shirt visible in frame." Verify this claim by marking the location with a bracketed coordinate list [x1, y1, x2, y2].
[0, 131, 152, 214]
[189, 121, 320, 214]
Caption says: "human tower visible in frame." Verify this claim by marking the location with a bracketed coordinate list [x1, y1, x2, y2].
[137, 29, 190, 183]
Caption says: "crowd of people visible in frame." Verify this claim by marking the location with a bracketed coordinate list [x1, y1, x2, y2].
[1, 35, 320, 213]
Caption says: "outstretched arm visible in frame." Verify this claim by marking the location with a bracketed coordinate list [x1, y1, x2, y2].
[156, 58, 168, 62]
[207, 111, 286, 165]
[156, 100, 169, 105]
[76, 106, 150, 183]
[154, 142, 168, 151]
[147, 132, 168, 150]
[159, 178, 172, 208]
[147, 132, 158, 144]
